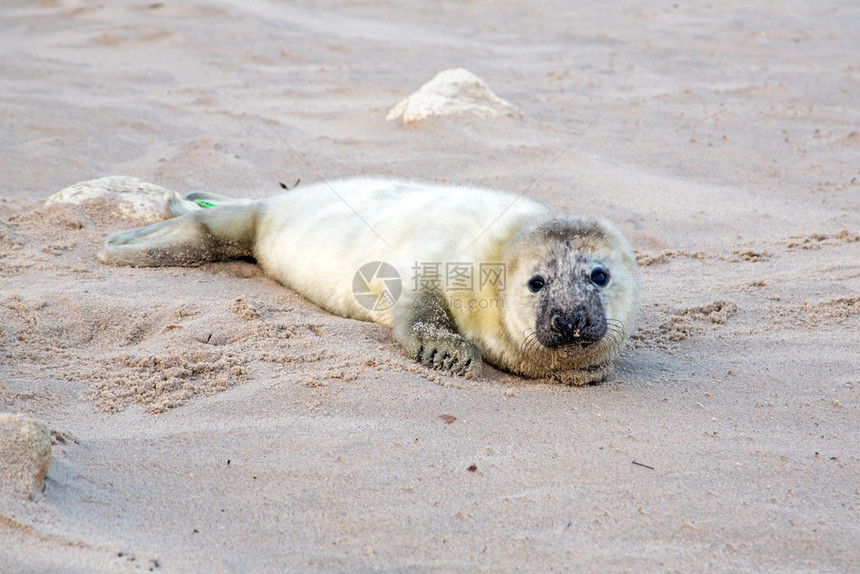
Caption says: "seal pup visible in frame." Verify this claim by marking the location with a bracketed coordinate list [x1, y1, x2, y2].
[99, 178, 638, 384]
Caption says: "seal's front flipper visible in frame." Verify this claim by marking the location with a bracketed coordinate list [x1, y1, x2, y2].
[392, 295, 483, 378]
[98, 203, 256, 267]
[412, 326, 482, 377]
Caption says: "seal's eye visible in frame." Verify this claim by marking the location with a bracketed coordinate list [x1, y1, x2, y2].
[590, 267, 610, 287]
[527, 275, 546, 293]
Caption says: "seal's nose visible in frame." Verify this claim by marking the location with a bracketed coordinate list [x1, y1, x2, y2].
[538, 299, 608, 349]
[550, 308, 589, 342]
[551, 314, 582, 337]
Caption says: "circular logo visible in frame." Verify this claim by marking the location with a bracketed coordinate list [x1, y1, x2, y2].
[352, 261, 402, 312]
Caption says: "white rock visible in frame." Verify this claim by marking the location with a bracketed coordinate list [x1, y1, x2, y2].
[0, 413, 52, 500]
[45, 176, 171, 221]
[386, 68, 518, 124]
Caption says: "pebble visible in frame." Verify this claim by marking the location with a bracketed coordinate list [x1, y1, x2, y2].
[0, 413, 52, 500]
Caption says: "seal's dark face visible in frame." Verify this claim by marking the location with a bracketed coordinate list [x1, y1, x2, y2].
[500, 215, 636, 364]
[527, 254, 609, 349]
[499, 215, 638, 379]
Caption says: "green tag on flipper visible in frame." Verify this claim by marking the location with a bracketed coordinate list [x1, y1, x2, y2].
[195, 199, 216, 208]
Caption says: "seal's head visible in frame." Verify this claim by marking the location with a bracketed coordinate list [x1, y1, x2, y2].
[500, 216, 639, 383]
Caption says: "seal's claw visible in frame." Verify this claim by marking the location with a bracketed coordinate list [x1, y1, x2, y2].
[415, 337, 482, 378]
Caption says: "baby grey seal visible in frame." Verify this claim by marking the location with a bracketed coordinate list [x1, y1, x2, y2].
[99, 177, 638, 384]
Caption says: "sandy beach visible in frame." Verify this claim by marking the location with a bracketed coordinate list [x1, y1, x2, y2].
[1, 0, 859, 571]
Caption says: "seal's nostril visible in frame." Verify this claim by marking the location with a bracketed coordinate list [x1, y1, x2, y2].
[552, 309, 589, 338]
[552, 315, 572, 334]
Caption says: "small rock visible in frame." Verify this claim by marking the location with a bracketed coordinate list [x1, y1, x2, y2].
[0, 413, 52, 500]
[45, 176, 172, 221]
[386, 68, 518, 124]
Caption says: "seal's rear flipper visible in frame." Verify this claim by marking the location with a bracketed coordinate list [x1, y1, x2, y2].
[98, 203, 256, 267]
[164, 190, 247, 218]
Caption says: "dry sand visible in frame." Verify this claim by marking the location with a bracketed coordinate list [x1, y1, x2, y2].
[1, 0, 859, 571]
